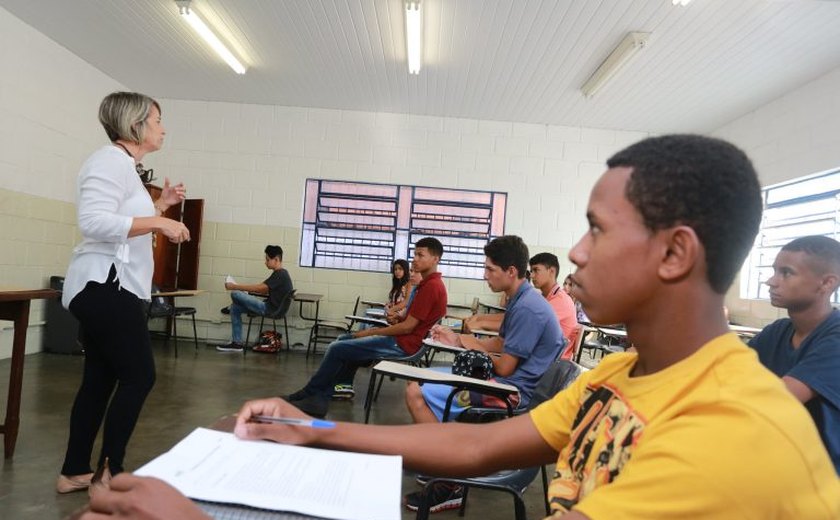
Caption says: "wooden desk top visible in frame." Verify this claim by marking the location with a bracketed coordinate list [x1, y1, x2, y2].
[361, 300, 386, 308]
[729, 324, 762, 336]
[372, 360, 518, 394]
[0, 288, 59, 301]
[345, 315, 388, 327]
[422, 338, 467, 354]
[294, 293, 323, 302]
[480, 301, 506, 312]
[152, 289, 205, 298]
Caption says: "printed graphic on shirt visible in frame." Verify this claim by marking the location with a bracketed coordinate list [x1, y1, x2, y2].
[547, 384, 646, 514]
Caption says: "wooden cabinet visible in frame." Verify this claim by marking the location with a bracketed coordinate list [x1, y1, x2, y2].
[145, 184, 204, 290]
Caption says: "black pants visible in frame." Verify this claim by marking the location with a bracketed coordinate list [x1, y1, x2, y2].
[61, 268, 155, 475]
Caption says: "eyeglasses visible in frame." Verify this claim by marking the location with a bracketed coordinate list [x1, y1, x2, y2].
[137, 164, 156, 184]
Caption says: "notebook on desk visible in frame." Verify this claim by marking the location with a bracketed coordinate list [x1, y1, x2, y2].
[137, 428, 401, 520]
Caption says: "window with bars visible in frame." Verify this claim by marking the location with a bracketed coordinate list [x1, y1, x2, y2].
[300, 179, 507, 279]
[741, 168, 840, 302]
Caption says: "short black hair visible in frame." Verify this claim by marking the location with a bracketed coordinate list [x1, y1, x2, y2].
[607, 135, 762, 294]
[264, 245, 283, 261]
[415, 237, 444, 258]
[484, 235, 529, 279]
[529, 252, 560, 280]
[782, 236, 840, 275]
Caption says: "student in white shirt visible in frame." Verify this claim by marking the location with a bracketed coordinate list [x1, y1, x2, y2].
[56, 92, 189, 496]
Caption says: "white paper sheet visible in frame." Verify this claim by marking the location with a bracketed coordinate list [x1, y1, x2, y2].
[136, 428, 401, 520]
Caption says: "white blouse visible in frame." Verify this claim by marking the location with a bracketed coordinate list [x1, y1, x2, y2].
[62, 145, 155, 308]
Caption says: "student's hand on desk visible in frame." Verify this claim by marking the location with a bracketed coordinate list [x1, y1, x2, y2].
[234, 398, 316, 445]
[430, 324, 458, 346]
[80, 474, 209, 520]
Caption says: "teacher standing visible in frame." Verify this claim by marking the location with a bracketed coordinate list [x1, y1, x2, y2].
[56, 92, 190, 495]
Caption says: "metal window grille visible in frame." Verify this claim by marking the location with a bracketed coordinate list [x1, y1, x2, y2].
[300, 179, 507, 279]
[742, 168, 840, 302]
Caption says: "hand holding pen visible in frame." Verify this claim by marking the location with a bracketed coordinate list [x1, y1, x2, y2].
[234, 397, 333, 445]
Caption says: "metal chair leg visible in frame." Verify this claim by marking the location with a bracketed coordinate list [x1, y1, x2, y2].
[190, 313, 198, 354]
[171, 310, 178, 358]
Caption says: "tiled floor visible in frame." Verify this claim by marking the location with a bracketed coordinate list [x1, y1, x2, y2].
[0, 339, 556, 519]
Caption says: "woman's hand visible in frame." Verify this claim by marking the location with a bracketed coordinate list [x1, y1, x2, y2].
[234, 398, 318, 445]
[157, 218, 190, 244]
[157, 177, 187, 209]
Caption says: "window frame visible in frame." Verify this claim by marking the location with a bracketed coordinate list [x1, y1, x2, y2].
[740, 167, 840, 303]
[299, 179, 508, 279]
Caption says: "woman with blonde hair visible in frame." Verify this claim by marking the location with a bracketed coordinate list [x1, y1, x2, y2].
[56, 92, 189, 495]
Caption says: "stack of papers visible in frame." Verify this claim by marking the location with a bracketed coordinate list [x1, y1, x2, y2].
[136, 428, 401, 520]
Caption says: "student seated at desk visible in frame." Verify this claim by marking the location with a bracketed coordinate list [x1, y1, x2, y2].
[79, 136, 840, 520]
[384, 266, 422, 324]
[284, 237, 448, 418]
[464, 253, 577, 351]
[216, 245, 293, 353]
[406, 236, 564, 415]
[748, 235, 840, 474]
[563, 273, 589, 323]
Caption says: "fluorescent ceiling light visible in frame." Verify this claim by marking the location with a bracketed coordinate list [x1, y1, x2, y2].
[673, 0, 693, 5]
[581, 32, 650, 98]
[405, 1, 422, 74]
[176, 0, 246, 74]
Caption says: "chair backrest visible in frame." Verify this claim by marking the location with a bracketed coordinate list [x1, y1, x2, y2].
[269, 289, 295, 318]
[529, 359, 582, 411]
[561, 324, 585, 361]
[148, 284, 173, 316]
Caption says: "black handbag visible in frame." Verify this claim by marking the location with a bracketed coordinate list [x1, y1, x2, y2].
[452, 350, 494, 380]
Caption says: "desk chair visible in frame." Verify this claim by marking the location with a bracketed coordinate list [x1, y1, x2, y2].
[306, 296, 361, 357]
[147, 286, 198, 358]
[243, 290, 295, 357]
[444, 297, 480, 332]
[561, 324, 585, 362]
[415, 360, 583, 520]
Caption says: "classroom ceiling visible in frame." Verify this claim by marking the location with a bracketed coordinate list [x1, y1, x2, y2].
[3, 0, 840, 133]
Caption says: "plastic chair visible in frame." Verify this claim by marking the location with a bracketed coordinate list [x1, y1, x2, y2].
[414, 359, 584, 520]
[147, 285, 198, 358]
[243, 289, 295, 357]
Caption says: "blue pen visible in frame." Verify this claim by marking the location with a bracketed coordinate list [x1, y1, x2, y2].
[251, 415, 336, 429]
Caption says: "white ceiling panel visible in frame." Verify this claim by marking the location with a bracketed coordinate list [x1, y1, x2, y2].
[2, 0, 840, 133]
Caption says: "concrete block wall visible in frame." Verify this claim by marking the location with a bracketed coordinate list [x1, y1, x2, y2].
[714, 65, 840, 327]
[158, 99, 648, 343]
[0, 7, 125, 357]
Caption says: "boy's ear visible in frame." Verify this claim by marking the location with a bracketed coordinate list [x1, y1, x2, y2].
[657, 225, 701, 283]
[820, 273, 840, 295]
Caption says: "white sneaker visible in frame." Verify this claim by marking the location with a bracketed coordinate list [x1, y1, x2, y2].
[225, 275, 236, 285]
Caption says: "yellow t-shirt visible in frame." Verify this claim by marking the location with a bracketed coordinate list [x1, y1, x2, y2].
[530, 333, 840, 519]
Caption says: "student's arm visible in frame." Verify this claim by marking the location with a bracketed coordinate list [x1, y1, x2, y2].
[225, 282, 269, 294]
[782, 376, 816, 403]
[492, 352, 521, 377]
[234, 397, 558, 477]
[354, 314, 419, 338]
[463, 313, 504, 333]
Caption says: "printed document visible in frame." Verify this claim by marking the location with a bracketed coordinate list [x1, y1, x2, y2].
[136, 428, 401, 520]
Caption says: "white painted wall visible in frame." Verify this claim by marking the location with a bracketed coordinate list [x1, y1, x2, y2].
[714, 65, 840, 326]
[0, 7, 125, 358]
[152, 100, 648, 262]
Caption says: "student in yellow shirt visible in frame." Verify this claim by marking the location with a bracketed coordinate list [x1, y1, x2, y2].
[80, 135, 840, 520]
